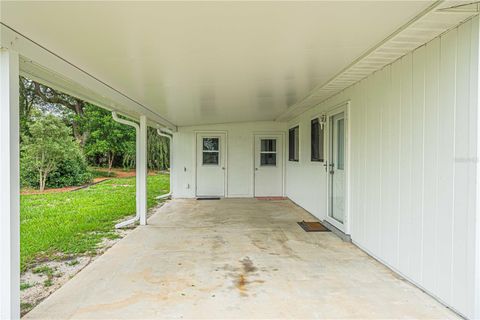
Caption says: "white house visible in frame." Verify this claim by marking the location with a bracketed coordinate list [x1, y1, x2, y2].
[1, 1, 480, 319]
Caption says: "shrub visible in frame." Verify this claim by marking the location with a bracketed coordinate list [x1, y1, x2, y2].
[20, 113, 92, 190]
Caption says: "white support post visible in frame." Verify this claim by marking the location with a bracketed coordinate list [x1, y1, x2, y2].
[139, 115, 148, 225]
[0, 49, 20, 320]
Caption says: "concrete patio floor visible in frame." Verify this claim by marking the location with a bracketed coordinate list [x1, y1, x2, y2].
[25, 199, 459, 319]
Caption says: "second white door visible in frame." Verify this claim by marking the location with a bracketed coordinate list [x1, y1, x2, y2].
[327, 109, 346, 231]
[254, 134, 283, 197]
[196, 133, 226, 197]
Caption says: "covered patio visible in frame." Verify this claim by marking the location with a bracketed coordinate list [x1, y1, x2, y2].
[2, 1, 480, 319]
[25, 199, 457, 319]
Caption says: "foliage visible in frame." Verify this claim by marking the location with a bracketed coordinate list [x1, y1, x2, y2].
[81, 105, 136, 171]
[20, 173, 169, 271]
[20, 77, 89, 146]
[45, 148, 92, 188]
[19, 76, 171, 190]
[148, 127, 170, 171]
[20, 112, 91, 191]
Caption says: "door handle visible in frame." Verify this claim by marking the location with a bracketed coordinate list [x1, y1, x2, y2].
[329, 163, 335, 175]
[255, 168, 258, 171]
[222, 167, 225, 170]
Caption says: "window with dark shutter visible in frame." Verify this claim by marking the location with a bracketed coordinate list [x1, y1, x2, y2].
[288, 126, 299, 161]
[311, 118, 324, 162]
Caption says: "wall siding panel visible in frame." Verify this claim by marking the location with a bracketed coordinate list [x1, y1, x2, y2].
[286, 18, 478, 319]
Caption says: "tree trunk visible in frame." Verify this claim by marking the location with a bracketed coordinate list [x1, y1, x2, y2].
[107, 152, 115, 173]
[39, 170, 47, 192]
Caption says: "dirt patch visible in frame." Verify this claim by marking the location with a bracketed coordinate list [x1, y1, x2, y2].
[21, 168, 164, 195]
[94, 168, 159, 179]
[21, 177, 109, 195]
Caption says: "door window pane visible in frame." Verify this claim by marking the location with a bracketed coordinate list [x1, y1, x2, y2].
[260, 139, 277, 166]
[261, 139, 276, 152]
[203, 152, 219, 165]
[261, 153, 277, 166]
[202, 137, 219, 165]
[203, 138, 219, 151]
[337, 119, 344, 170]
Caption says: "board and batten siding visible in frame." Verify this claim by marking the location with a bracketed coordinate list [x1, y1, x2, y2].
[286, 17, 479, 319]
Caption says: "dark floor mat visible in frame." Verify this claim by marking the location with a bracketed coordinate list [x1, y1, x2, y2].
[297, 220, 330, 232]
[196, 197, 221, 200]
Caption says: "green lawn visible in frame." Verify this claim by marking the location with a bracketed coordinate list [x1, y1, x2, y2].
[20, 173, 169, 271]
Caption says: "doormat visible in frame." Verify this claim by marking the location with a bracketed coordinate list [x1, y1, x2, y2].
[297, 220, 330, 232]
[196, 197, 221, 200]
[256, 197, 287, 200]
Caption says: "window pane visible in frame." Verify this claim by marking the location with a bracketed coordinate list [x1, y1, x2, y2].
[311, 119, 320, 161]
[337, 119, 344, 170]
[289, 126, 299, 161]
[294, 126, 299, 161]
[319, 126, 324, 162]
[261, 153, 276, 166]
[289, 129, 295, 160]
[203, 152, 219, 165]
[203, 138, 219, 151]
[261, 139, 276, 152]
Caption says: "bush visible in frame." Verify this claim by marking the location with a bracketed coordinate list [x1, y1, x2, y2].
[21, 146, 92, 189]
[20, 113, 92, 190]
[44, 149, 92, 188]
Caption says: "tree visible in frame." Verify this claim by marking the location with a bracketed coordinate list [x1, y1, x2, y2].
[148, 127, 170, 171]
[82, 105, 135, 172]
[21, 112, 84, 191]
[21, 78, 90, 146]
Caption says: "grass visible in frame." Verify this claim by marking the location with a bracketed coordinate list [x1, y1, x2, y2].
[20, 282, 34, 291]
[32, 265, 54, 276]
[20, 173, 169, 272]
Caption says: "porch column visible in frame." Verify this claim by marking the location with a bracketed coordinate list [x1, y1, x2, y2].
[0, 49, 20, 319]
[139, 115, 147, 225]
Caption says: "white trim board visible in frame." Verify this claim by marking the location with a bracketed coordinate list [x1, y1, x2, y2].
[277, 1, 479, 122]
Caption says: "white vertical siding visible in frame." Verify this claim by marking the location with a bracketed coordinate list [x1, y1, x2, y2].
[286, 17, 479, 319]
[172, 121, 286, 198]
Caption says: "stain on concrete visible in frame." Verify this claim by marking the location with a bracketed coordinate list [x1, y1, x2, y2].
[223, 257, 264, 297]
[76, 291, 167, 314]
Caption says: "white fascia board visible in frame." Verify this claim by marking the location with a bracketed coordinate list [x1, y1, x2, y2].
[0, 23, 177, 131]
[276, 0, 477, 122]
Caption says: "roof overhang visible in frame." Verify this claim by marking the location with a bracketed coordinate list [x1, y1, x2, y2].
[277, 0, 480, 121]
[1, 1, 479, 127]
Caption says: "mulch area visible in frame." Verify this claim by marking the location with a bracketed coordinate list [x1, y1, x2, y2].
[21, 178, 110, 195]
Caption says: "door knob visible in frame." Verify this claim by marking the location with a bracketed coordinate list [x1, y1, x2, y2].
[255, 168, 258, 171]
[222, 167, 225, 170]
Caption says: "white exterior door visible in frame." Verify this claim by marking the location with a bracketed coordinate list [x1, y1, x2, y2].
[254, 134, 283, 197]
[196, 133, 226, 197]
[327, 110, 346, 231]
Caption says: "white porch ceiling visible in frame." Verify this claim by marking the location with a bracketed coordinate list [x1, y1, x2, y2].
[0, 1, 473, 126]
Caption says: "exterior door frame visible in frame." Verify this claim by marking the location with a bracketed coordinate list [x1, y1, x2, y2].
[325, 101, 351, 234]
[252, 131, 286, 197]
[194, 131, 228, 197]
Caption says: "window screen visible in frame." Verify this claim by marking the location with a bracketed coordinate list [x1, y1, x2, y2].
[260, 139, 276, 166]
[202, 137, 219, 165]
[311, 118, 324, 162]
[288, 126, 299, 161]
